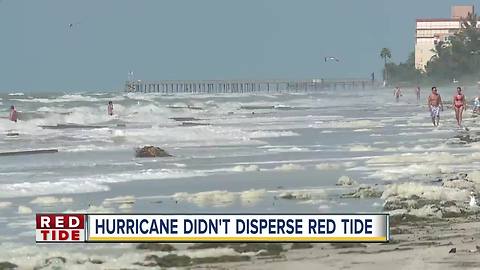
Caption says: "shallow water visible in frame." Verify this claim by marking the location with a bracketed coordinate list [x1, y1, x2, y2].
[0, 87, 478, 264]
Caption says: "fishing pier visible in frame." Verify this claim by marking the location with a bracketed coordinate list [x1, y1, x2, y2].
[125, 79, 378, 94]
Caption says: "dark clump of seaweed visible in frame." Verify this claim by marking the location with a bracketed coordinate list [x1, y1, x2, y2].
[192, 255, 251, 264]
[136, 243, 176, 252]
[144, 254, 192, 268]
[290, 243, 314, 249]
[187, 243, 229, 250]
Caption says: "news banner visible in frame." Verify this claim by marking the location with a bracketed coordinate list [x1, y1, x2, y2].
[36, 213, 389, 243]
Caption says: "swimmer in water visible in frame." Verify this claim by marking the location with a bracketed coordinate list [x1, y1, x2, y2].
[108, 101, 114, 116]
[453, 87, 466, 127]
[9, 105, 17, 122]
[427, 87, 443, 127]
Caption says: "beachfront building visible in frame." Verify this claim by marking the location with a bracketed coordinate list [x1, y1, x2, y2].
[415, 5, 475, 71]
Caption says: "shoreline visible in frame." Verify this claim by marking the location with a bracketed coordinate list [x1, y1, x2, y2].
[1, 90, 479, 269]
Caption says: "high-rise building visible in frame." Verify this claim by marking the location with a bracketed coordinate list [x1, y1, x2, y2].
[415, 5, 475, 71]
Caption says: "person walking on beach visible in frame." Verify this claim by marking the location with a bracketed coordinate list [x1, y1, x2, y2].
[107, 101, 114, 116]
[415, 86, 421, 102]
[394, 87, 402, 102]
[453, 87, 466, 128]
[473, 95, 480, 114]
[8, 105, 17, 122]
[427, 87, 443, 127]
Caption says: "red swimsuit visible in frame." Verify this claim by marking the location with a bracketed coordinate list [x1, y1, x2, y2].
[454, 94, 464, 109]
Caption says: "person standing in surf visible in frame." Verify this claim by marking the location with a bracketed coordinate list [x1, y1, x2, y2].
[394, 87, 402, 102]
[107, 101, 114, 116]
[415, 86, 421, 102]
[453, 87, 466, 128]
[9, 105, 17, 122]
[427, 87, 443, 127]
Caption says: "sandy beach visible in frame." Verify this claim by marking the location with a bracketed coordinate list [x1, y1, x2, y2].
[1, 87, 480, 269]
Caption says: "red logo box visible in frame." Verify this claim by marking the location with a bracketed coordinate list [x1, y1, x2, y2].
[36, 214, 86, 243]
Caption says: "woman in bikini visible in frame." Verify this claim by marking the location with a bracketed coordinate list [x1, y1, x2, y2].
[453, 87, 466, 127]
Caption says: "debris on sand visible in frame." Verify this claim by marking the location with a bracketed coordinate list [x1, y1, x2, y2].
[170, 117, 201, 121]
[342, 186, 382, 198]
[279, 191, 311, 200]
[337, 175, 357, 186]
[33, 257, 67, 269]
[144, 254, 191, 268]
[382, 179, 480, 220]
[181, 122, 210, 126]
[192, 255, 250, 264]
[0, 262, 17, 270]
[136, 243, 176, 252]
[290, 243, 314, 249]
[135, 146, 172, 158]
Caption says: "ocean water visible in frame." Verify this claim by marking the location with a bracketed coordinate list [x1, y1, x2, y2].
[0, 87, 478, 265]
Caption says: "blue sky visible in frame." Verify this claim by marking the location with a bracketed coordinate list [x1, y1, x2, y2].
[0, 0, 475, 91]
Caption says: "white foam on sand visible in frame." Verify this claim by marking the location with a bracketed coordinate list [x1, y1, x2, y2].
[0, 202, 12, 208]
[315, 163, 342, 170]
[278, 189, 327, 204]
[266, 146, 308, 153]
[172, 189, 267, 208]
[18, 205, 32, 215]
[318, 204, 330, 210]
[178, 247, 244, 258]
[365, 151, 480, 182]
[30, 196, 73, 205]
[239, 189, 266, 206]
[271, 163, 305, 171]
[337, 176, 357, 186]
[382, 182, 469, 202]
[232, 165, 260, 172]
[0, 242, 147, 270]
[368, 164, 443, 181]
[118, 203, 133, 210]
[173, 190, 236, 208]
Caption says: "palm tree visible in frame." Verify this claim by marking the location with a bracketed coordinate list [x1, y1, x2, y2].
[380, 48, 392, 83]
